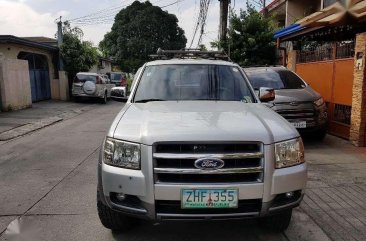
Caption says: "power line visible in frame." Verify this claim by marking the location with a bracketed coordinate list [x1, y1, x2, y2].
[66, 2, 128, 22]
[189, 0, 211, 48]
[69, 0, 186, 25]
[160, 0, 184, 8]
[197, 0, 211, 46]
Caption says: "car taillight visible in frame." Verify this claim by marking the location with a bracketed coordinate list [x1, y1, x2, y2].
[96, 76, 102, 84]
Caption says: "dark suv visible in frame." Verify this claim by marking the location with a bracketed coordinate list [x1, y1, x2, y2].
[108, 72, 128, 88]
[244, 66, 328, 140]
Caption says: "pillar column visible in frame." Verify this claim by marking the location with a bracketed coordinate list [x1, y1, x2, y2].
[287, 50, 297, 72]
[350, 32, 366, 146]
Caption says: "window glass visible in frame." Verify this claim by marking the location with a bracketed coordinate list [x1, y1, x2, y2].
[217, 66, 253, 102]
[74, 74, 97, 83]
[134, 65, 254, 102]
[134, 65, 209, 101]
[245, 69, 306, 90]
[324, 0, 345, 8]
[111, 73, 122, 81]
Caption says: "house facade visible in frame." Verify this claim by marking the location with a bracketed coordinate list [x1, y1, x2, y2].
[0, 35, 68, 111]
[266, 0, 342, 28]
[267, 0, 366, 146]
[89, 57, 113, 74]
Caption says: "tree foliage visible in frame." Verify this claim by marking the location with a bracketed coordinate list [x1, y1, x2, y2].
[99, 1, 187, 72]
[223, 5, 276, 66]
[60, 22, 99, 78]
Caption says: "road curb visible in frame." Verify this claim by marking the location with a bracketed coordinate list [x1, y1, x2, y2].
[0, 117, 63, 141]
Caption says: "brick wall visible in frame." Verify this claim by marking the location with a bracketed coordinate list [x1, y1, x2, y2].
[350, 32, 366, 146]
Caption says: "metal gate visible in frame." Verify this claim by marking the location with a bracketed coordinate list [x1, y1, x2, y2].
[295, 42, 354, 139]
[18, 52, 51, 102]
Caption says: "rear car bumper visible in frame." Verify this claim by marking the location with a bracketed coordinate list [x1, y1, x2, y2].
[72, 91, 104, 98]
[98, 144, 307, 221]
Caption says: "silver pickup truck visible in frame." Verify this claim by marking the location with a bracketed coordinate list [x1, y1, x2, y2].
[97, 52, 307, 233]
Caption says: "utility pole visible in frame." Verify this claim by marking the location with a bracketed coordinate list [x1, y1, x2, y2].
[57, 16, 64, 71]
[218, 0, 230, 45]
[262, 0, 268, 16]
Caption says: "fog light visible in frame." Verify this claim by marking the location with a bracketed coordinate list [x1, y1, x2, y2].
[116, 193, 126, 201]
[285, 192, 294, 199]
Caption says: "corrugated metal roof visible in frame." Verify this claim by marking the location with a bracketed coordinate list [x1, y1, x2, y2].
[0, 35, 58, 51]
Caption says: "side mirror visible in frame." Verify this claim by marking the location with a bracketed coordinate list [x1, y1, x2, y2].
[111, 87, 128, 103]
[259, 87, 275, 102]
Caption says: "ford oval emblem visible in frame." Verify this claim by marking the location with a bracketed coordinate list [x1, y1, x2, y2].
[194, 158, 225, 170]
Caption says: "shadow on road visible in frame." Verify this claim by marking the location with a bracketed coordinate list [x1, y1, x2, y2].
[111, 220, 282, 241]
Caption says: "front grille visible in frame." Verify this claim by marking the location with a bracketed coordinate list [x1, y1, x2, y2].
[276, 108, 316, 123]
[155, 199, 262, 215]
[157, 173, 260, 183]
[153, 143, 264, 184]
[155, 143, 260, 153]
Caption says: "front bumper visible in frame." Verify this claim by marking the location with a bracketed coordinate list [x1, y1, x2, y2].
[98, 145, 307, 221]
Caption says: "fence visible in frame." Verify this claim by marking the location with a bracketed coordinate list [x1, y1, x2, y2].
[297, 41, 355, 63]
[295, 42, 354, 139]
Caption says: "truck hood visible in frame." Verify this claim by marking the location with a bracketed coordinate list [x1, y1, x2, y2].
[272, 86, 321, 104]
[110, 101, 299, 145]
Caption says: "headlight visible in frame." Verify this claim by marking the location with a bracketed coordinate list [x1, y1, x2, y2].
[275, 138, 304, 168]
[103, 137, 140, 169]
[314, 98, 324, 107]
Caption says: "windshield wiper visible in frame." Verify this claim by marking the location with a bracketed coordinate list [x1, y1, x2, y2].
[135, 99, 166, 103]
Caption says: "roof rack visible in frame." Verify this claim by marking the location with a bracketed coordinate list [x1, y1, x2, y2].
[149, 48, 231, 61]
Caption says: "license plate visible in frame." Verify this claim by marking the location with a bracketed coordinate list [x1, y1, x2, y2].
[291, 121, 306, 128]
[181, 189, 238, 209]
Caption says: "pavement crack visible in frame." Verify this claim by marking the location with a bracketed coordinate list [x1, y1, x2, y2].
[23, 213, 87, 217]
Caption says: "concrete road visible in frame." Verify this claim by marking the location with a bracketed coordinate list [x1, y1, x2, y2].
[0, 101, 331, 241]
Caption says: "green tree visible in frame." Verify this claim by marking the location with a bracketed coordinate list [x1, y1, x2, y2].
[223, 5, 276, 66]
[99, 1, 187, 72]
[60, 22, 99, 79]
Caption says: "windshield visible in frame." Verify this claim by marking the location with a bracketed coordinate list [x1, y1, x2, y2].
[245, 69, 306, 90]
[110, 73, 122, 81]
[133, 64, 254, 103]
[74, 74, 96, 83]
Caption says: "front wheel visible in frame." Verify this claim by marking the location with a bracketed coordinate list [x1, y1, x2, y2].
[101, 92, 107, 104]
[312, 129, 327, 141]
[97, 197, 138, 232]
[260, 209, 292, 232]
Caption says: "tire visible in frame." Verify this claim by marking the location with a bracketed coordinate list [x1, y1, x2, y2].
[101, 92, 107, 104]
[97, 195, 137, 231]
[313, 129, 327, 141]
[83, 81, 97, 95]
[260, 209, 292, 232]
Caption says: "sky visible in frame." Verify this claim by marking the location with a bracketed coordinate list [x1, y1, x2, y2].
[0, 0, 265, 49]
